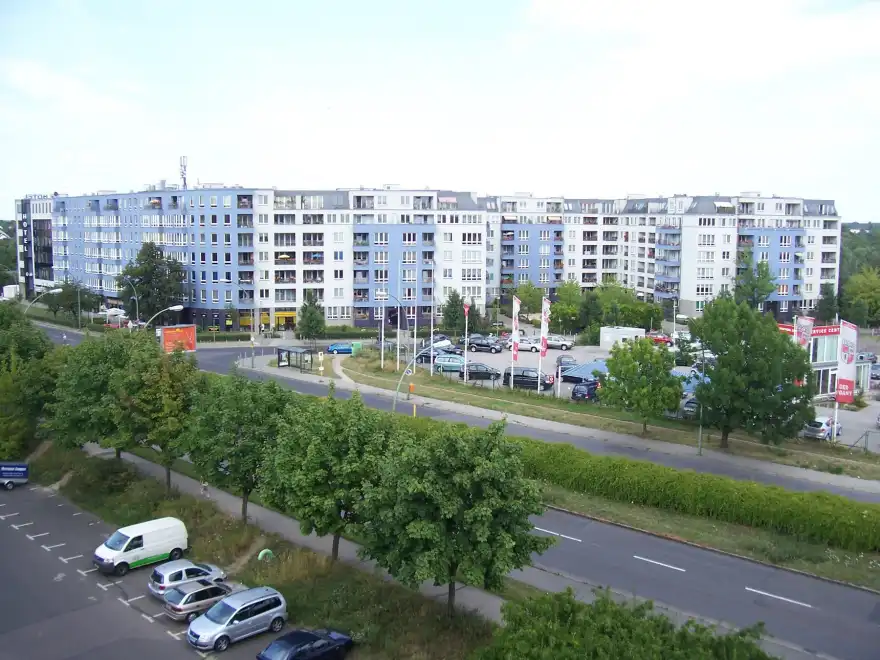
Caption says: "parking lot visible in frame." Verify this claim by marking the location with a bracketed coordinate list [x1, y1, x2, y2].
[0, 486, 276, 660]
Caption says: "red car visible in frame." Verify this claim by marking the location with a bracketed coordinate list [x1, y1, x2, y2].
[648, 332, 672, 345]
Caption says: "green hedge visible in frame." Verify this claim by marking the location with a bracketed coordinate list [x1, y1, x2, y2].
[396, 416, 880, 553]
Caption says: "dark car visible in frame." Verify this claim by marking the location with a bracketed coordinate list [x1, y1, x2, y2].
[467, 337, 504, 354]
[872, 364, 880, 381]
[502, 367, 554, 391]
[257, 629, 354, 660]
[415, 347, 457, 364]
[571, 380, 600, 402]
[555, 355, 578, 375]
[459, 363, 502, 381]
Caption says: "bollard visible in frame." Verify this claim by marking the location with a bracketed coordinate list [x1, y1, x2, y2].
[407, 382, 415, 400]
[413, 403, 417, 417]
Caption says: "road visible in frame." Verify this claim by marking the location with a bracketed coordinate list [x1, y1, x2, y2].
[0, 486, 284, 659]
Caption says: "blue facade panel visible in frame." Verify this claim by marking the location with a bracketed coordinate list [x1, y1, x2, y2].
[500, 223, 565, 295]
[741, 228, 806, 304]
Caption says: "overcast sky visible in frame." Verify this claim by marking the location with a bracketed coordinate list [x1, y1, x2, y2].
[1, 0, 877, 220]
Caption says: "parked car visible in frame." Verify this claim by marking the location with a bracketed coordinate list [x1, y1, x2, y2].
[545, 335, 573, 351]
[327, 343, 352, 355]
[506, 336, 541, 352]
[257, 628, 354, 660]
[858, 351, 878, 364]
[802, 416, 842, 441]
[467, 337, 504, 354]
[148, 559, 226, 599]
[648, 331, 673, 345]
[163, 579, 237, 623]
[502, 367, 554, 390]
[571, 380, 600, 402]
[187, 586, 288, 652]
[873, 364, 880, 381]
[415, 347, 457, 364]
[459, 363, 502, 381]
[434, 354, 466, 373]
[555, 355, 578, 375]
[490, 321, 505, 328]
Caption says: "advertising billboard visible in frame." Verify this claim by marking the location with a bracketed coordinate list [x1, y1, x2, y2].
[794, 316, 815, 349]
[159, 324, 197, 353]
[836, 320, 858, 404]
[539, 297, 551, 358]
[511, 296, 521, 363]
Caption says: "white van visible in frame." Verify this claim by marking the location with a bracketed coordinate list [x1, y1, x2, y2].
[93, 517, 188, 576]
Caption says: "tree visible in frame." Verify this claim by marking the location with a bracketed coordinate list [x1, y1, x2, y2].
[297, 290, 326, 341]
[474, 588, 773, 660]
[116, 242, 185, 323]
[441, 290, 465, 334]
[357, 421, 553, 616]
[847, 297, 870, 328]
[0, 353, 36, 459]
[58, 280, 100, 324]
[467, 297, 487, 332]
[690, 297, 814, 448]
[0, 304, 52, 364]
[260, 391, 392, 559]
[843, 267, 880, 325]
[555, 280, 582, 308]
[0, 236, 16, 287]
[514, 282, 543, 315]
[183, 372, 290, 520]
[43, 291, 63, 319]
[224, 302, 239, 330]
[601, 338, 682, 434]
[734, 249, 775, 308]
[814, 282, 839, 324]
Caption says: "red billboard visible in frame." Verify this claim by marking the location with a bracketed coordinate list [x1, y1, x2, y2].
[778, 323, 839, 337]
[159, 324, 197, 353]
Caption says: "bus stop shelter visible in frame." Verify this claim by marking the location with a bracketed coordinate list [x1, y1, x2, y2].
[276, 346, 315, 373]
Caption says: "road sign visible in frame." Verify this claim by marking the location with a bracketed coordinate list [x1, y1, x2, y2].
[318, 351, 324, 362]
[404, 368, 413, 375]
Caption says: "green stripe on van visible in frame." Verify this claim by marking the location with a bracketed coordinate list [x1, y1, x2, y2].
[130, 552, 171, 568]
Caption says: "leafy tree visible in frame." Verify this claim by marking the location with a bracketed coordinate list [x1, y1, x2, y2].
[0, 354, 36, 459]
[690, 297, 814, 448]
[0, 235, 16, 287]
[843, 267, 880, 325]
[183, 372, 290, 520]
[814, 282, 839, 324]
[474, 588, 773, 660]
[43, 291, 63, 318]
[846, 297, 869, 328]
[358, 421, 553, 616]
[555, 281, 582, 307]
[261, 391, 392, 559]
[0, 304, 52, 364]
[224, 302, 239, 330]
[467, 297, 487, 332]
[577, 290, 603, 328]
[441, 290, 465, 334]
[514, 281, 543, 315]
[601, 338, 682, 434]
[297, 290, 326, 341]
[734, 248, 775, 308]
[116, 242, 185, 323]
[58, 280, 100, 325]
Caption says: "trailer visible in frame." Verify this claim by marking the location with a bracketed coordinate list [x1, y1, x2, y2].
[0, 462, 29, 490]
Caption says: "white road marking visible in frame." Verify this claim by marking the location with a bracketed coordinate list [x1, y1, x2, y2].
[42, 543, 65, 551]
[57, 503, 64, 507]
[633, 555, 687, 572]
[29, 487, 40, 491]
[534, 527, 583, 543]
[54, 573, 65, 582]
[745, 587, 812, 608]
[26, 532, 49, 540]
[72, 512, 83, 516]
[166, 630, 185, 640]
[60, 554, 83, 563]
[77, 568, 97, 576]
[152, 611, 167, 618]
[117, 594, 146, 606]
[97, 581, 123, 591]
[141, 613, 154, 623]
[0, 512, 20, 520]
[11, 522, 33, 529]
[0, 503, 6, 507]
[88, 522, 95, 526]
[195, 652, 211, 659]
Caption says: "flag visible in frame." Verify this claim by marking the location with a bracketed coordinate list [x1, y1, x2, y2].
[794, 316, 815, 350]
[512, 296, 521, 363]
[836, 320, 858, 404]
[539, 297, 551, 358]
[463, 303, 470, 318]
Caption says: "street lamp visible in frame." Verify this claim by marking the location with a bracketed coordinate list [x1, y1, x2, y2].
[123, 276, 140, 323]
[24, 288, 63, 315]
[144, 305, 184, 328]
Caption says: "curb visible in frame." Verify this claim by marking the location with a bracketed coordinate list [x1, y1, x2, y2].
[543, 503, 880, 596]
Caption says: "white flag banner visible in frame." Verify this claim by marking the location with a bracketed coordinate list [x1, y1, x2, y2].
[512, 296, 521, 363]
[836, 319, 858, 404]
[539, 297, 551, 358]
[794, 316, 815, 350]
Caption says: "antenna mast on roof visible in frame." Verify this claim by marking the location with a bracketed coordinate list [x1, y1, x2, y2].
[180, 156, 188, 191]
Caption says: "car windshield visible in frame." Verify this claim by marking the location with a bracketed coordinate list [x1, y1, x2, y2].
[104, 531, 130, 551]
[258, 641, 295, 660]
[195, 563, 211, 572]
[806, 421, 825, 429]
[164, 588, 187, 605]
[204, 600, 236, 624]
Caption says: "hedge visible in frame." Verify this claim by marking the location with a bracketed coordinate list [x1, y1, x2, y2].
[396, 416, 880, 553]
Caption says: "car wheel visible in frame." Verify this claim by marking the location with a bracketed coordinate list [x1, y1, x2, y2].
[491, 374, 499, 380]
[561, 344, 570, 351]
[115, 562, 129, 577]
[270, 617, 285, 633]
[3, 481, 14, 491]
[169, 548, 183, 561]
[470, 345, 477, 352]
[213, 636, 230, 652]
[185, 612, 199, 623]
[490, 347, 498, 354]
[531, 346, 538, 352]
[332, 349, 339, 355]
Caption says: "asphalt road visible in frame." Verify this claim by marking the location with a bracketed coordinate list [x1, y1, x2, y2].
[45, 327, 880, 503]
[0, 486, 280, 659]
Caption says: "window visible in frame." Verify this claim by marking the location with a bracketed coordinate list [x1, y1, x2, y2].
[334, 251, 344, 261]
[778, 268, 790, 279]
[442, 268, 453, 279]
[260, 270, 269, 280]
[722, 251, 731, 260]
[462, 250, 481, 264]
[517, 245, 529, 255]
[697, 251, 715, 263]
[779, 252, 791, 263]
[223, 195, 232, 208]
[258, 214, 269, 224]
[402, 251, 416, 264]
[258, 233, 268, 244]
[403, 232, 416, 245]
[777, 284, 789, 296]
[212, 290, 219, 303]
[696, 268, 714, 279]
[334, 269, 344, 279]
[540, 258, 550, 269]
[462, 232, 482, 245]
[374, 251, 388, 264]
[257, 194, 268, 206]
[402, 269, 416, 282]
[333, 287, 344, 298]
[780, 236, 792, 247]
[375, 232, 389, 246]
[443, 232, 453, 242]
[461, 268, 482, 281]
[780, 300, 789, 312]
[721, 267, 730, 277]
[259, 288, 270, 299]
[374, 269, 388, 282]
[697, 234, 715, 246]
[757, 236, 769, 247]
[758, 251, 769, 262]
[695, 284, 714, 297]
[443, 250, 453, 261]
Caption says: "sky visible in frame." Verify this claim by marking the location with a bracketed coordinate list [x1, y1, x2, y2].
[1, 0, 878, 220]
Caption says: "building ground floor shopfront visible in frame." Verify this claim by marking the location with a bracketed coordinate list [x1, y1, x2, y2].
[778, 322, 871, 397]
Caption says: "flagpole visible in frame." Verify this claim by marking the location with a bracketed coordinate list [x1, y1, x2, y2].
[511, 296, 520, 391]
[464, 303, 470, 384]
[429, 261, 435, 377]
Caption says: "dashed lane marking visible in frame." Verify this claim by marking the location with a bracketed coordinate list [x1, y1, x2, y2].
[633, 555, 687, 572]
[26, 532, 49, 540]
[97, 581, 123, 591]
[60, 554, 83, 563]
[72, 512, 83, 517]
[745, 587, 812, 608]
[533, 527, 583, 543]
[77, 568, 97, 576]
[11, 522, 33, 529]
[42, 543, 65, 551]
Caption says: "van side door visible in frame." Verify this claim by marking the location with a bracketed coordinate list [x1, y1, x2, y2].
[123, 535, 146, 567]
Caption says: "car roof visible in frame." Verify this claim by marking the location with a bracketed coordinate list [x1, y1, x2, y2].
[117, 517, 184, 537]
[153, 559, 196, 574]
[175, 578, 218, 594]
[222, 586, 280, 608]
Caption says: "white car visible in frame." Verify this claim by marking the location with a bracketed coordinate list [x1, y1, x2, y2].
[506, 336, 541, 352]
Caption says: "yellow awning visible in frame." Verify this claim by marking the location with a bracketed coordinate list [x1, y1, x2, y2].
[275, 311, 297, 319]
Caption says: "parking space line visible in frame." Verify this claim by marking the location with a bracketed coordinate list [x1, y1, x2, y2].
[11, 522, 33, 529]
[97, 581, 123, 591]
[0, 512, 20, 520]
[152, 611, 167, 618]
[141, 613, 154, 623]
[29, 486, 40, 491]
[41, 543, 65, 551]
[77, 568, 97, 576]
[0, 503, 6, 507]
[57, 503, 64, 507]
[60, 554, 83, 563]
[26, 532, 49, 540]
[195, 652, 211, 659]
[166, 630, 184, 640]
[117, 595, 146, 607]
[72, 512, 83, 517]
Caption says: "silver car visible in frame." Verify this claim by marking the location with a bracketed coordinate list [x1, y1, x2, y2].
[164, 579, 236, 623]
[148, 559, 226, 599]
[506, 336, 541, 352]
[545, 335, 573, 351]
[187, 586, 288, 653]
[803, 416, 842, 441]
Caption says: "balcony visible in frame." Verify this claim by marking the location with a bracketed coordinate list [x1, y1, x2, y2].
[274, 253, 296, 266]
[501, 232, 515, 242]
[413, 196, 433, 210]
[237, 215, 253, 228]
[353, 233, 370, 246]
[274, 196, 296, 210]
[547, 202, 563, 214]
[354, 276, 369, 285]
[54, 201, 67, 213]
[353, 253, 369, 266]
[103, 200, 119, 211]
[353, 196, 374, 210]
[237, 195, 253, 209]
[303, 255, 325, 266]
[302, 238, 324, 247]
[238, 237, 254, 248]
[302, 214, 324, 225]
[500, 277, 514, 286]
[275, 292, 297, 303]
[302, 274, 325, 284]
[553, 259, 564, 270]
[656, 240, 680, 248]
[821, 256, 838, 264]
[274, 274, 297, 285]
[147, 197, 163, 210]
[581, 275, 598, 284]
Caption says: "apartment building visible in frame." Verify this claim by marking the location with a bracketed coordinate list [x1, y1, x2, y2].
[15, 184, 841, 329]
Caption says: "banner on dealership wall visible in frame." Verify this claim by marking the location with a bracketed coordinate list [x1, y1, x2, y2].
[539, 297, 551, 358]
[512, 296, 521, 362]
[794, 316, 815, 350]
[836, 319, 859, 404]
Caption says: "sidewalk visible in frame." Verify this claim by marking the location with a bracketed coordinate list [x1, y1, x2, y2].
[83, 443, 835, 660]
[241, 355, 880, 497]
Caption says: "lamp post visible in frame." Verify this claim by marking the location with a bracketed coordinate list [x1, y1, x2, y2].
[24, 287, 63, 315]
[144, 304, 184, 328]
[123, 276, 140, 323]
[381, 292, 405, 372]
